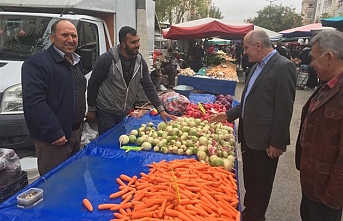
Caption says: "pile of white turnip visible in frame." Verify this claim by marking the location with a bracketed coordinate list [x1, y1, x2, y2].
[118, 117, 236, 171]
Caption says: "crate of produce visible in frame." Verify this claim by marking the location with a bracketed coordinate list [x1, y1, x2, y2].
[0, 171, 28, 203]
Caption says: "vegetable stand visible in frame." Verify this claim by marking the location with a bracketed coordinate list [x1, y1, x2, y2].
[0, 96, 241, 221]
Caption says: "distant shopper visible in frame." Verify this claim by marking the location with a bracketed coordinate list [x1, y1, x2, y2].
[22, 20, 86, 176]
[299, 46, 311, 72]
[160, 59, 177, 88]
[86, 26, 176, 135]
[296, 29, 343, 221]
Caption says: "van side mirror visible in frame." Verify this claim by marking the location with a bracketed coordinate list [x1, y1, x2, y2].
[79, 49, 93, 72]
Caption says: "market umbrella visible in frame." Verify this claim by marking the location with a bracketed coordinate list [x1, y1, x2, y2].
[254, 25, 282, 41]
[162, 18, 254, 40]
[321, 16, 343, 30]
[208, 37, 231, 45]
[279, 23, 323, 38]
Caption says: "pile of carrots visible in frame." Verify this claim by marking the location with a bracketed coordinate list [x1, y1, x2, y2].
[90, 158, 240, 221]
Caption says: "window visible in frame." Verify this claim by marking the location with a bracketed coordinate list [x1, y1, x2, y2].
[308, 3, 314, 8]
[77, 21, 99, 68]
[306, 13, 312, 18]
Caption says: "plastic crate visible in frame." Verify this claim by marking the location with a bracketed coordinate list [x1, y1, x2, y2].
[0, 171, 28, 203]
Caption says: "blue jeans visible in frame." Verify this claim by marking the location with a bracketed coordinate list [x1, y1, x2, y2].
[300, 65, 309, 72]
[96, 109, 126, 135]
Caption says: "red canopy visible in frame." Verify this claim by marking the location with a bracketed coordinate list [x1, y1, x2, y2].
[162, 18, 254, 40]
[279, 23, 323, 37]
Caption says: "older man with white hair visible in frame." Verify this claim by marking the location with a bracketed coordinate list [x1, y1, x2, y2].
[296, 29, 343, 221]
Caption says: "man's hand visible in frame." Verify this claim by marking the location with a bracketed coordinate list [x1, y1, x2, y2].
[52, 136, 67, 146]
[85, 111, 96, 122]
[208, 112, 228, 123]
[160, 110, 177, 122]
[266, 145, 284, 159]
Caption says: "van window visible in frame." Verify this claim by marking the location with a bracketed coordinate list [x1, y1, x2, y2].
[0, 15, 53, 60]
[76, 21, 99, 68]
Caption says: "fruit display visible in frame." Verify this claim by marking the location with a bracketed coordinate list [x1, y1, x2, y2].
[183, 102, 233, 128]
[118, 117, 236, 172]
[214, 94, 234, 110]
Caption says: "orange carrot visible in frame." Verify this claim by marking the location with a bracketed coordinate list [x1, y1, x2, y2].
[158, 199, 167, 218]
[120, 174, 132, 182]
[236, 212, 241, 221]
[110, 202, 132, 211]
[109, 187, 129, 199]
[116, 177, 127, 186]
[98, 203, 120, 210]
[121, 193, 133, 204]
[113, 212, 126, 219]
[131, 211, 154, 219]
[82, 198, 93, 212]
[128, 175, 138, 186]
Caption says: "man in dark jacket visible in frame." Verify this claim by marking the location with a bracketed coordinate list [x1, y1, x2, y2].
[22, 20, 86, 176]
[295, 29, 343, 221]
[86, 26, 176, 135]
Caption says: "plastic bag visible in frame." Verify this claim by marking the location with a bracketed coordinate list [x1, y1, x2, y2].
[81, 122, 98, 146]
[0, 148, 21, 183]
[160, 91, 190, 116]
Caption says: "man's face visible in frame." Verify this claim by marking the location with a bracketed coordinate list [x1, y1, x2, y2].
[310, 44, 327, 81]
[123, 33, 140, 57]
[50, 20, 78, 56]
[243, 36, 259, 63]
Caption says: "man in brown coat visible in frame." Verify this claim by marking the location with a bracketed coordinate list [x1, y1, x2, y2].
[296, 29, 343, 221]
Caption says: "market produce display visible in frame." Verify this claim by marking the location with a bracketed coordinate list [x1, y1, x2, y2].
[178, 63, 238, 82]
[118, 116, 236, 172]
[178, 68, 196, 76]
[206, 63, 238, 82]
[95, 158, 240, 221]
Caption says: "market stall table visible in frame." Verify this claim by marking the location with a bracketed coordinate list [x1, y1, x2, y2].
[177, 75, 237, 95]
[0, 95, 240, 221]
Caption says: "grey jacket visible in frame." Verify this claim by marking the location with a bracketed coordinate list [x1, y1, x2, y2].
[87, 46, 164, 115]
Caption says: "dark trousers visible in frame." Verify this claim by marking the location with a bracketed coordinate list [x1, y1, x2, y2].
[241, 135, 279, 221]
[306, 72, 318, 88]
[300, 192, 342, 221]
[34, 126, 82, 176]
[96, 109, 126, 135]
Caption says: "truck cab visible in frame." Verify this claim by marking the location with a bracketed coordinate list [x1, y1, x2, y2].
[0, 12, 111, 148]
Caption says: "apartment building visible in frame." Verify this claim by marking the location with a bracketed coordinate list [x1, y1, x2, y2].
[302, 0, 343, 24]
[301, 0, 317, 24]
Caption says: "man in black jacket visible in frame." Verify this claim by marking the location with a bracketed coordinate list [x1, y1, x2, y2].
[86, 26, 176, 135]
[22, 20, 86, 175]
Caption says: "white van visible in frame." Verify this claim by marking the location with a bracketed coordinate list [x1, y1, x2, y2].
[154, 37, 179, 58]
[0, 12, 111, 148]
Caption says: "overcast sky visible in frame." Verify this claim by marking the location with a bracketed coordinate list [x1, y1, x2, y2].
[212, 0, 302, 23]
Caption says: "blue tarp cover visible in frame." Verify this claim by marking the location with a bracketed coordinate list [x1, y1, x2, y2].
[0, 115, 194, 221]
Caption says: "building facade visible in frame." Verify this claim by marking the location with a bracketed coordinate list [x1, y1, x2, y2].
[303, 0, 343, 24]
[301, 0, 317, 24]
